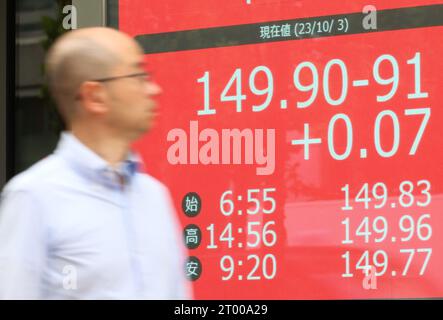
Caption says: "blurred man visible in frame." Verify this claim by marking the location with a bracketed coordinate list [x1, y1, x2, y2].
[0, 27, 191, 299]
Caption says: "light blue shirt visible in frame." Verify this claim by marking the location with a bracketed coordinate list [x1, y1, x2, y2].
[0, 132, 191, 299]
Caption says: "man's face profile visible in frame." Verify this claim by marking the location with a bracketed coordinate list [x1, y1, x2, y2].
[46, 27, 163, 141]
[95, 39, 161, 136]
[99, 39, 162, 139]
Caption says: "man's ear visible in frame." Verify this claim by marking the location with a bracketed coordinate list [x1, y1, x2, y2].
[78, 81, 108, 115]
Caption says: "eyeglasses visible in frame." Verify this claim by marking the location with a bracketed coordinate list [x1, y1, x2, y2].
[74, 71, 151, 100]
[90, 71, 151, 83]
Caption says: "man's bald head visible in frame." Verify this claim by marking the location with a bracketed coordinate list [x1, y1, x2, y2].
[45, 28, 139, 123]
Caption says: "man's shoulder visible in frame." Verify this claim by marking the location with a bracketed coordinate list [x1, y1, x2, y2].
[2, 155, 64, 196]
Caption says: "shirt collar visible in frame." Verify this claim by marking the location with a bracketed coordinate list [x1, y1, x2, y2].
[54, 131, 142, 188]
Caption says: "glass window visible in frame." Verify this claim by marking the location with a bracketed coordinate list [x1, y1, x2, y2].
[14, 0, 69, 174]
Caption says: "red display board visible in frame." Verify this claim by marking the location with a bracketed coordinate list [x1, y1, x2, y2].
[118, 0, 443, 299]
